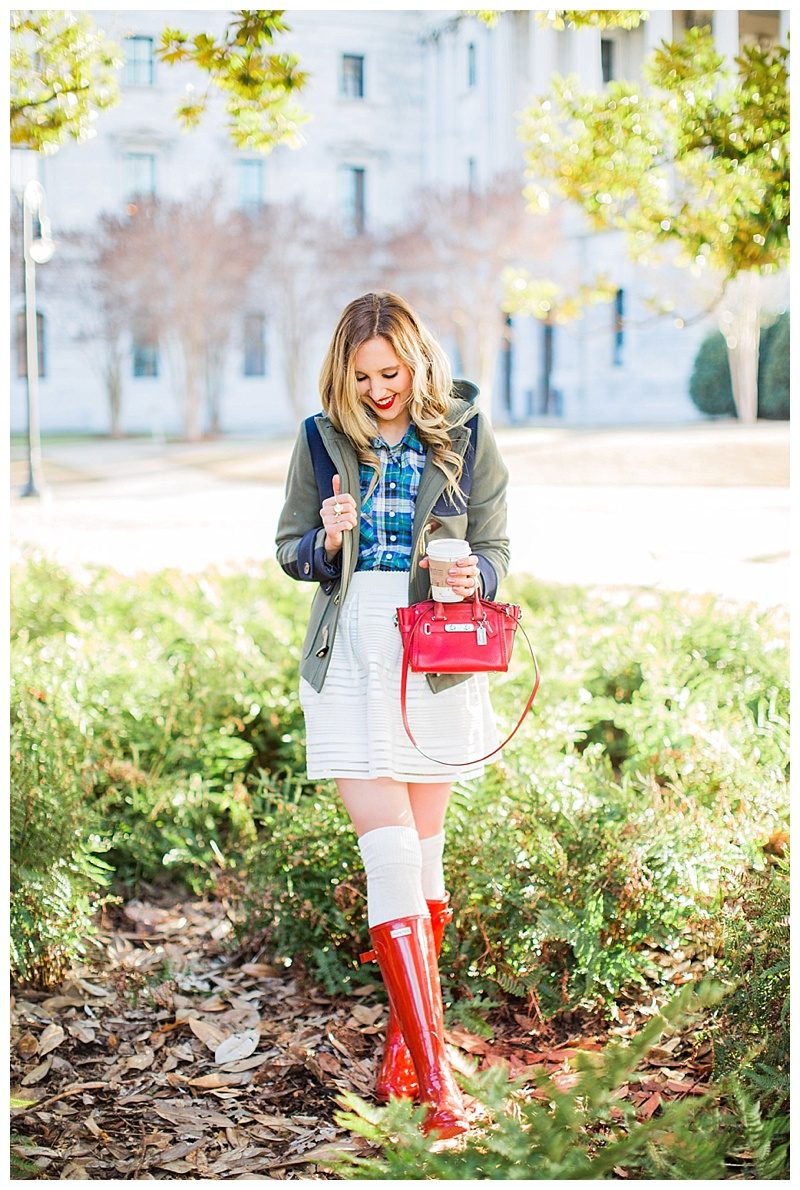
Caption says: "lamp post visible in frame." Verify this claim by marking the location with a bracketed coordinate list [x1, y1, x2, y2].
[21, 179, 55, 498]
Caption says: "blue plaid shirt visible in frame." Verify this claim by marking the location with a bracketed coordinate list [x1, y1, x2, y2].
[356, 424, 427, 572]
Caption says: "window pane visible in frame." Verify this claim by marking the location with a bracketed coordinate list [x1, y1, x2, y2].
[125, 153, 156, 200]
[613, 288, 625, 366]
[341, 54, 365, 98]
[132, 340, 158, 378]
[244, 314, 267, 376]
[601, 38, 615, 83]
[237, 159, 264, 210]
[340, 166, 366, 236]
[124, 36, 154, 86]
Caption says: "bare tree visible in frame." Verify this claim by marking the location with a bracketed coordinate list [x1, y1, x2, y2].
[57, 224, 138, 437]
[99, 185, 257, 440]
[246, 200, 381, 422]
[380, 174, 561, 413]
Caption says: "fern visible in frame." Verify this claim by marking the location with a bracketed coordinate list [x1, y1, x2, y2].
[447, 995, 500, 1038]
[326, 980, 732, 1180]
[724, 1073, 789, 1179]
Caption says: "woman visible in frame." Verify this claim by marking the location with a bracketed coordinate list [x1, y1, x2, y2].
[275, 291, 509, 1139]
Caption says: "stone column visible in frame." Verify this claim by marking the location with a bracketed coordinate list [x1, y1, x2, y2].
[643, 10, 674, 54]
[712, 8, 740, 71]
[569, 26, 602, 89]
[530, 16, 557, 92]
[778, 10, 790, 46]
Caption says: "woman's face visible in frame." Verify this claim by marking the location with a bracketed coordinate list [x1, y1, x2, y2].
[353, 336, 413, 441]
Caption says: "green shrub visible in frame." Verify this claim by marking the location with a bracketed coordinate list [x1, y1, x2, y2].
[10, 555, 315, 981]
[709, 853, 789, 1106]
[689, 313, 790, 420]
[759, 311, 789, 419]
[689, 330, 736, 416]
[10, 669, 113, 985]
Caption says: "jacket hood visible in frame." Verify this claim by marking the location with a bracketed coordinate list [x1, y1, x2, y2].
[452, 379, 480, 404]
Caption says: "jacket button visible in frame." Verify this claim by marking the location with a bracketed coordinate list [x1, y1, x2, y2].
[315, 645, 329, 658]
[303, 562, 311, 575]
[334, 594, 340, 604]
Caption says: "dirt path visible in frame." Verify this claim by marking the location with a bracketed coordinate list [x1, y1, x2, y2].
[11, 892, 715, 1179]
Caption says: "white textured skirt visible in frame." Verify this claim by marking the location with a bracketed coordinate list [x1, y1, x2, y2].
[300, 570, 499, 782]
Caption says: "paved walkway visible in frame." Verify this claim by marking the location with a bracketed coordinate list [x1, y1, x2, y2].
[10, 422, 790, 609]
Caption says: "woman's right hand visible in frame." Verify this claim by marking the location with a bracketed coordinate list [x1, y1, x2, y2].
[321, 474, 358, 556]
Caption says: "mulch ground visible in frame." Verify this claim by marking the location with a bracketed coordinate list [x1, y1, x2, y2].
[11, 890, 715, 1180]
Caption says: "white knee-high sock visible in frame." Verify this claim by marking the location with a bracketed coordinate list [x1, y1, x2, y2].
[358, 825, 428, 927]
[419, 831, 446, 900]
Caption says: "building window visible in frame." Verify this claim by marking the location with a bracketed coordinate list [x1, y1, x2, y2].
[341, 54, 365, 98]
[16, 310, 45, 378]
[125, 153, 156, 202]
[613, 288, 625, 366]
[132, 337, 158, 378]
[541, 322, 557, 414]
[683, 10, 714, 32]
[601, 38, 615, 83]
[340, 166, 366, 236]
[467, 156, 478, 193]
[237, 159, 264, 210]
[124, 36, 155, 87]
[243, 313, 267, 376]
[467, 42, 477, 88]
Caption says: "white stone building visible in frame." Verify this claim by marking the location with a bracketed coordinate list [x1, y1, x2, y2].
[10, 7, 789, 436]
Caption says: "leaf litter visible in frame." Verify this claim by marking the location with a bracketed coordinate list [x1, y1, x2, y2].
[11, 891, 715, 1178]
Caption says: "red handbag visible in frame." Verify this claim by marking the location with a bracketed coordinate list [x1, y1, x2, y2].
[396, 591, 540, 766]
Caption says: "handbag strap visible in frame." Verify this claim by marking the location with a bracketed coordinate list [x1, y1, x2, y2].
[399, 608, 540, 767]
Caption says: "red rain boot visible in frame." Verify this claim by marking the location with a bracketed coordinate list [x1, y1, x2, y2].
[360, 896, 453, 1103]
[365, 913, 469, 1140]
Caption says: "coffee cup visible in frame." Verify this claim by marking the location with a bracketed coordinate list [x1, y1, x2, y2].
[427, 538, 471, 602]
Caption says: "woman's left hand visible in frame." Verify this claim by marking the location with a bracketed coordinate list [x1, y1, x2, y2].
[419, 554, 481, 598]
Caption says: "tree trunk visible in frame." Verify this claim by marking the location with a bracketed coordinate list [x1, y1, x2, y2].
[182, 348, 204, 441]
[454, 318, 502, 421]
[105, 351, 123, 438]
[282, 306, 307, 423]
[205, 346, 225, 438]
[719, 271, 761, 423]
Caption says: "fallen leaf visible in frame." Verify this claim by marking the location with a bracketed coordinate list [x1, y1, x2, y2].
[214, 1028, 260, 1065]
[217, 1052, 273, 1073]
[154, 1139, 205, 1166]
[445, 1027, 492, 1054]
[17, 1031, 39, 1059]
[21, 1057, 53, 1086]
[188, 1017, 227, 1051]
[638, 1091, 663, 1119]
[183, 1071, 253, 1089]
[349, 1004, 384, 1027]
[67, 1023, 96, 1043]
[37, 1024, 66, 1056]
[198, 994, 229, 1012]
[123, 1048, 155, 1071]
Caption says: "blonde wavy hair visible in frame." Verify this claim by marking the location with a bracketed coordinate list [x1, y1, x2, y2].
[318, 291, 468, 501]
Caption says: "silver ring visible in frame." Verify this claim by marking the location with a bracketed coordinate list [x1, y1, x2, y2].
[333, 501, 343, 516]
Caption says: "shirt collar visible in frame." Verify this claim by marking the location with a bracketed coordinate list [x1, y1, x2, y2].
[372, 422, 424, 454]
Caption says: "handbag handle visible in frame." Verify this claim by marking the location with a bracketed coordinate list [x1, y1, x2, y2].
[399, 608, 540, 767]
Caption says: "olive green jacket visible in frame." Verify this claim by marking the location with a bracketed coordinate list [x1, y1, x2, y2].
[275, 396, 510, 693]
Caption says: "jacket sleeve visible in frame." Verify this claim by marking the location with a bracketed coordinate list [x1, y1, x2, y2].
[467, 412, 510, 600]
[275, 425, 342, 584]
